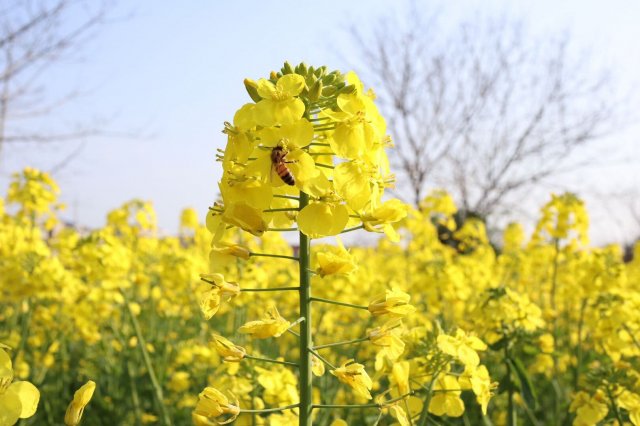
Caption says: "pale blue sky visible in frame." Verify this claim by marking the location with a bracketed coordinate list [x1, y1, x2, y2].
[1, 0, 639, 244]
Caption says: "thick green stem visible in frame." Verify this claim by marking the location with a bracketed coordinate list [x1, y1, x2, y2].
[299, 191, 313, 426]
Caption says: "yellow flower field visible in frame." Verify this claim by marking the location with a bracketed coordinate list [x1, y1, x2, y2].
[1, 62, 640, 426]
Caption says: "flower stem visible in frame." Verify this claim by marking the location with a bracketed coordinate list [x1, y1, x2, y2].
[266, 227, 299, 232]
[312, 392, 414, 410]
[315, 163, 334, 169]
[341, 225, 365, 234]
[121, 291, 173, 426]
[308, 348, 337, 370]
[263, 208, 299, 212]
[244, 354, 299, 368]
[273, 194, 300, 201]
[298, 191, 313, 426]
[310, 296, 369, 311]
[312, 336, 369, 350]
[241, 286, 300, 292]
[240, 403, 300, 414]
[249, 252, 299, 261]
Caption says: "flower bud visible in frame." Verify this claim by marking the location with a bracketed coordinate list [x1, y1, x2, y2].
[243, 78, 261, 102]
[308, 79, 323, 102]
[282, 61, 294, 75]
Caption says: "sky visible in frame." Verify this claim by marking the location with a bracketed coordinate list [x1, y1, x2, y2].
[1, 0, 639, 245]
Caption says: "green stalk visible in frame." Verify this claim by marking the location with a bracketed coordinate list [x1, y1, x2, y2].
[244, 354, 299, 367]
[299, 191, 313, 426]
[310, 296, 369, 311]
[241, 403, 301, 414]
[122, 291, 173, 426]
[313, 336, 369, 350]
[250, 252, 299, 261]
[241, 286, 300, 292]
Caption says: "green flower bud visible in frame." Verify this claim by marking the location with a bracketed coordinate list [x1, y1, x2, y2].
[322, 74, 336, 85]
[282, 61, 294, 75]
[243, 78, 262, 103]
[321, 86, 337, 97]
[295, 62, 308, 76]
[339, 84, 356, 94]
[308, 79, 323, 102]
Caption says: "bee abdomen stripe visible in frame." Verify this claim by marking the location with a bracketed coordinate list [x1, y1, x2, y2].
[281, 173, 295, 185]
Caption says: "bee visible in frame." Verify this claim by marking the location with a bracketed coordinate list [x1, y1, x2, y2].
[271, 146, 295, 186]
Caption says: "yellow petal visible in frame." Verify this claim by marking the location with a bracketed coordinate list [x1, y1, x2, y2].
[9, 380, 40, 419]
[298, 203, 349, 238]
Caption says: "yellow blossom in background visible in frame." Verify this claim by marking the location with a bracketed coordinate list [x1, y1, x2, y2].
[368, 288, 416, 318]
[429, 375, 464, 417]
[437, 329, 487, 367]
[569, 391, 608, 426]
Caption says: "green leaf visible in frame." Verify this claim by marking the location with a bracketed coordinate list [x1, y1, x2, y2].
[509, 357, 538, 410]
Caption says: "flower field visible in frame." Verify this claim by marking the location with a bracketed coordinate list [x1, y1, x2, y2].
[1, 63, 640, 426]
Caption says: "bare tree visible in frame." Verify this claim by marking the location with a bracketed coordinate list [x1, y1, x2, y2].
[350, 10, 617, 220]
[0, 0, 111, 160]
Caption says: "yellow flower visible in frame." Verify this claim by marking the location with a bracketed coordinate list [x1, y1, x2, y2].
[368, 288, 416, 319]
[141, 413, 158, 424]
[391, 361, 411, 396]
[361, 199, 408, 242]
[199, 274, 240, 320]
[0, 347, 40, 426]
[315, 238, 358, 277]
[209, 243, 251, 270]
[330, 359, 373, 400]
[569, 391, 608, 426]
[238, 306, 290, 339]
[436, 329, 487, 367]
[368, 320, 406, 368]
[333, 160, 373, 211]
[64, 380, 96, 426]
[167, 372, 191, 393]
[211, 335, 246, 362]
[180, 207, 199, 230]
[247, 119, 318, 188]
[194, 387, 240, 425]
[469, 365, 496, 415]
[311, 354, 325, 377]
[428, 375, 464, 417]
[298, 201, 349, 238]
[254, 74, 306, 126]
[618, 390, 640, 426]
[221, 202, 267, 237]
